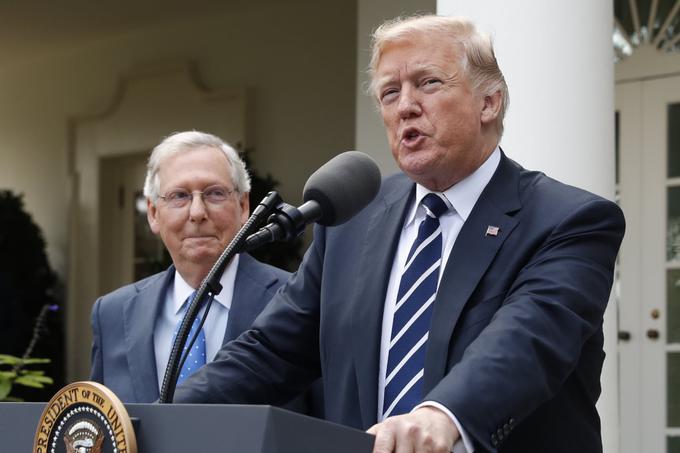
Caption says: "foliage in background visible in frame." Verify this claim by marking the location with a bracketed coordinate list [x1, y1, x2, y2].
[241, 149, 304, 272]
[0, 354, 53, 402]
[0, 190, 63, 401]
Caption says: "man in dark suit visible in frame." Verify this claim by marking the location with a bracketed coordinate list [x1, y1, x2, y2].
[90, 257, 288, 403]
[173, 16, 624, 453]
[90, 131, 304, 409]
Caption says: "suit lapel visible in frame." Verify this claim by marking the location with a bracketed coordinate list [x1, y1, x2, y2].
[351, 177, 414, 427]
[423, 154, 522, 391]
[224, 254, 275, 344]
[122, 268, 174, 402]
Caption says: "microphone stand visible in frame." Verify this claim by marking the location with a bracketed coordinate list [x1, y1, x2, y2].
[240, 202, 313, 252]
[159, 191, 282, 404]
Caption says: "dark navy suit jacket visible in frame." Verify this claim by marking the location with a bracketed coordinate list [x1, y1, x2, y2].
[173, 153, 625, 452]
[90, 254, 310, 406]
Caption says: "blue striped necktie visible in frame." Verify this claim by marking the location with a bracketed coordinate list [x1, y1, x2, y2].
[172, 292, 207, 385]
[383, 193, 448, 419]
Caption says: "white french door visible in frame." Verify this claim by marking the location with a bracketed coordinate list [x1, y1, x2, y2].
[617, 74, 680, 453]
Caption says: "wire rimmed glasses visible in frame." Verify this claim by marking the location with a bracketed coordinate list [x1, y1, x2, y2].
[158, 185, 237, 209]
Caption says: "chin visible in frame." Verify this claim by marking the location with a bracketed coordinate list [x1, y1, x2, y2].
[184, 248, 221, 263]
[399, 160, 437, 180]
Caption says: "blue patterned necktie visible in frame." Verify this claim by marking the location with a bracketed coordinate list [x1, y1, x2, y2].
[383, 193, 448, 419]
[173, 292, 207, 385]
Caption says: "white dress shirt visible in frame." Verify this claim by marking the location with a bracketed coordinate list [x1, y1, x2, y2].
[378, 148, 501, 452]
[154, 254, 239, 391]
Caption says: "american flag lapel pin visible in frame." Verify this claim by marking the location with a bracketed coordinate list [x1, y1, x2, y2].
[485, 225, 500, 237]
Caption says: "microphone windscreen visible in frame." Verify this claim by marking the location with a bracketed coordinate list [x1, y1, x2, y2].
[302, 151, 381, 226]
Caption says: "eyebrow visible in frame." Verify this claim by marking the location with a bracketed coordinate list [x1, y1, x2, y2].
[375, 63, 450, 90]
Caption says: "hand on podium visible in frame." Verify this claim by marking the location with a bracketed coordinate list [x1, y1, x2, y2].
[367, 406, 459, 453]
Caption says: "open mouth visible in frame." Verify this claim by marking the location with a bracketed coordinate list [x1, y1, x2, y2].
[401, 128, 424, 145]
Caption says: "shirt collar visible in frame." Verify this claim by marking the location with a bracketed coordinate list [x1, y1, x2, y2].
[405, 146, 501, 228]
[172, 254, 240, 315]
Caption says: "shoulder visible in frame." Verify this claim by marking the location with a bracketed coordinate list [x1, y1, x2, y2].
[507, 157, 625, 231]
[94, 269, 170, 312]
[381, 172, 412, 191]
[378, 173, 413, 203]
[337, 172, 412, 226]
[525, 167, 619, 210]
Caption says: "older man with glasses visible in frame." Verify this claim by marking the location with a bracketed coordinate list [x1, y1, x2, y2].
[89, 131, 317, 415]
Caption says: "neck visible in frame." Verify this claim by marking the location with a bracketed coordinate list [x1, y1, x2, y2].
[175, 265, 210, 289]
[421, 139, 499, 192]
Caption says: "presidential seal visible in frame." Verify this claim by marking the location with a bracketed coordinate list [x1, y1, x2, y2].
[33, 381, 137, 453]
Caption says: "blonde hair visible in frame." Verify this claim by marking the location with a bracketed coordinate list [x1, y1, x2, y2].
[369, 15, 509, 136]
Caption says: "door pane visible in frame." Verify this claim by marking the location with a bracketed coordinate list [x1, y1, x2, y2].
[133, 190, 171, 280]
[669, 436, 680, 453]
[615, 111, 620, 185]
[669, 103, 680, 177]
[666, 187, 680, 261]
[669, 352, 680, 427]
[668, 269, 680, 343]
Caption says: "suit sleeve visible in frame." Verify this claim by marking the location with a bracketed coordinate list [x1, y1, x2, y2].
[424, 198, 625, 451]
[90, 297, 104, 382]
[172, 228, 326, 405]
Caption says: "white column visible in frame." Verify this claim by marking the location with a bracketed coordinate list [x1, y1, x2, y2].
[436, 1, 618, 452]
[355, 0, 436, 175]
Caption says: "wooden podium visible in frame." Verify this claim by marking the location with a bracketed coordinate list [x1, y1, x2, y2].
[1, 402, 375, 452]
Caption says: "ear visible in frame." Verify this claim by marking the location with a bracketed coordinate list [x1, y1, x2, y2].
[147, 198, 161, 235]
[480, 90, 502, 126]
[239, 192, 250, 226]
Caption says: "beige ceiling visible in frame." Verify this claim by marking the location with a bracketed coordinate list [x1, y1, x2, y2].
[0, 1, 286, 69]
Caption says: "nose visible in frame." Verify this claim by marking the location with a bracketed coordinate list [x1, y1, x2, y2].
[188, 193, 208, 222]
[396, 85, 421, 119]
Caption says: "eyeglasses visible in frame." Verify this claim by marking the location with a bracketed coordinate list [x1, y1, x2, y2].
[158, 185, 237, 208]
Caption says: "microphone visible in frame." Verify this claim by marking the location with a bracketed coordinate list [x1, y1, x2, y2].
[243, 151, 381, 251]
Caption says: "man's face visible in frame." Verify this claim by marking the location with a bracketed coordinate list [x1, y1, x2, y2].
[374, 32, 496, 191]
[147, 146, 249, 274]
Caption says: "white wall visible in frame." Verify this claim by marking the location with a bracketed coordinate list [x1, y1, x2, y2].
[437, 1, 615, 199]
[0, 1, 357, 283]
